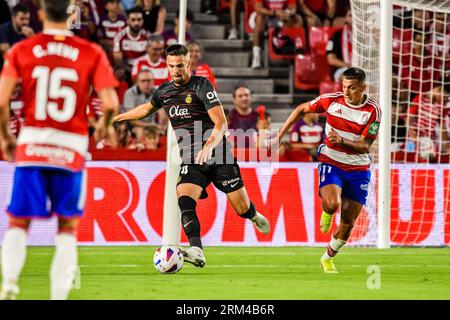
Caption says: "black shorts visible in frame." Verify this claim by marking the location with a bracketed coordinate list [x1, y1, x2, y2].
[177, 162, 245, 199]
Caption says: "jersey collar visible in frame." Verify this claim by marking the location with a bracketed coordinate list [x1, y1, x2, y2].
[43, 28, 74, 37]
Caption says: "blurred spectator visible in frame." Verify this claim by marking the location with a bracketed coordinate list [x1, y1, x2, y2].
[98, 0, 127, 55]
[0, 4, 34, 57]
[163, 9, 194, 47]
[289, 113, 324, 161]
[330, 0, 350, 27]
[129, 124, 161, 151]
[228, 85, 258, 131]
[8, 81, 23, 138]
[227, 0, 239, 40]
[131, 34, 169, 87]
[114, 65, 129, 104]
[251, 0, 302, 68]
[411, 9, 431, 32]
[428, 12, 450, 72]
[391, 104, 407, 152]
[137, 0, 166, 35]
[19, 0, 41, 32]
[400, 31, 436, 97]
[407, 83, 450, 161]
[82, 0, 101, 26]
[299, 0, 336, 27]
[187, 40, 217, 88]
[202, 0, 217, 14]
[72, 0, 97, 41]
[326, 6, 352, 82]
[113, 6, 149, 72]
[123, 69, 167, 138]
[121, 0, 136, 11]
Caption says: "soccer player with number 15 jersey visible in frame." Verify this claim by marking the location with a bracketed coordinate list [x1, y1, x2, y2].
[0, 0, 119, 299]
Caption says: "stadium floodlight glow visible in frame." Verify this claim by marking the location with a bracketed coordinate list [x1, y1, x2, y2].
[162, 0, 188, 246]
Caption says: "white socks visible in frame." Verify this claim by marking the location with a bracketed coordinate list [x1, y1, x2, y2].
[1, 228, 27, 294]
[322, 236, 347, 260]
[50, 233, 78, 300]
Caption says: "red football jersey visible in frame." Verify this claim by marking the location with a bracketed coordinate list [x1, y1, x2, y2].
[309, 92, 381, 171]
[1, 29, 118, 171]
[113, 27, 149, 68]
[192, 63, 217, 89]
[131, 55, 169, 88]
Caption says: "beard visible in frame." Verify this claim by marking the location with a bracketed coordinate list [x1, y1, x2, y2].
[129, 25, 141, 34]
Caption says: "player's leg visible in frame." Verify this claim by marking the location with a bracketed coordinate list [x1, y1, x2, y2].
[318, 163, 343, 234]
[321, 198, 363, 273]
[212, 162, 270, 234]
[176, 164, 210, 267]
[1, 167, 48, 300]
[0, 217, 30, 300]
[48, 169, 85, 300]
[226, 187, 270, 234]
[251, 13, 267, 68]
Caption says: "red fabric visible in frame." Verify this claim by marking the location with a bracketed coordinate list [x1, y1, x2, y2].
[192, 63, 217, 88]
[131, 56, 169, 87]
[255, 0, 295, 10]
[113, 27, 150, 67]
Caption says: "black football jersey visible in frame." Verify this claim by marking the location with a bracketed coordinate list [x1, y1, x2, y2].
[150, 76, 233, 164]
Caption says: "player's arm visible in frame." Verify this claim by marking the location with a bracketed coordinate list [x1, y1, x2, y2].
[196, 104, 228, 165]
[94, 88, 120, 143]
[0, 74, 18, 161]
[113, 102, 158, 123]
[328, 129, 374, 154]
[277, 102, 313, 143]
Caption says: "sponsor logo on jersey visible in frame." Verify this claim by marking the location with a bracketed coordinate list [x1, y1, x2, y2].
[169, 105, 190, 118]
[25, 144, 75, 164]
[368, 122, 379, 135]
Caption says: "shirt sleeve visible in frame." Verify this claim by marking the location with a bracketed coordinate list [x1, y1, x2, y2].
[0, 45, 19, 79]
[197, 77, 221, 110]
[362, 111, 382, 140]
[326, 31, 341, 56]
[309, 94, 329, 113]
[92, 45, 119, 92]
[149, 88, 162, 109]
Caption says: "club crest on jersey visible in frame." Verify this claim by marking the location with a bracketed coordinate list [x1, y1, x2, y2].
[185, 94, 192, 104]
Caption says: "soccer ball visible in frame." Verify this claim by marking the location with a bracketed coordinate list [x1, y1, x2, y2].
[153, 246, 184, 274]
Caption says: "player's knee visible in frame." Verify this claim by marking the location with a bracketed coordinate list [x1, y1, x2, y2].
[235, 201, 251, 215]
[8, 217, 31, 231]
[57, 217, 80, 236]
[322, 198, 341, 214]
[178, 196, 200, 236]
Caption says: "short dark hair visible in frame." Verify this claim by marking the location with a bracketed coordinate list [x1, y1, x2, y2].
[166, 44, 189, 57]
[40, 0, 70, 22]
[342, 67, 366, 83]
[232, 84, 251, 98]
[12, 4, 30, 16]
[175, 9, 195, 22]
[127, 6, 144, 16]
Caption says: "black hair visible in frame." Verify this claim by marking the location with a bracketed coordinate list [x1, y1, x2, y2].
[12, 3, 30, 16]
[127, 6, 144, 17]
[40, 0, 70, 23]
[175, 9, 195, 22]
[342, 67, 366, 83]
[166, 44, 189, 57]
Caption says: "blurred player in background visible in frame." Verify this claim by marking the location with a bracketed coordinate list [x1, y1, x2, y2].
[277, 68, 381, 273]
[0, 0, 119, 299]
[114, 44, 270, 268]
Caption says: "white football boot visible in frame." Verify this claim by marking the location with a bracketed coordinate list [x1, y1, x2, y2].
[180, 246, 206, 268]
[251, 212, 270, 234]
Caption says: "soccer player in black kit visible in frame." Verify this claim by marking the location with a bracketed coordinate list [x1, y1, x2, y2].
[114, 44, 270, 267]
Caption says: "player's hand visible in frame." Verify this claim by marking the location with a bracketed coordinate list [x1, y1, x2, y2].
[0, 134, 16, 162]
[21, 26, 35, 37]
[94, 123, 118, 148]
[196, 146, 212, 165]
[327, 128, 343, 145]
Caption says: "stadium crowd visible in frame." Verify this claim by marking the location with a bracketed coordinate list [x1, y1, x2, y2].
[0, 0, 449, 162]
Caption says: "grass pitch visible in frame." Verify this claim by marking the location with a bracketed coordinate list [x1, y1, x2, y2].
[5, 246, 450, 300]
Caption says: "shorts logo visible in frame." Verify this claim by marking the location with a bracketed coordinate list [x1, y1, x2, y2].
[368, 122, 379, 135]
[222, 177, 240, 187]
[360, 184, 369, 191]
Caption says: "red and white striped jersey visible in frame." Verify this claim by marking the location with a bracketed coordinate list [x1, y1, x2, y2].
[113, 27, 149, 68]
[98, 14, 127, 41]
[131, 55, 169, 87]
[309, 92, 381, 171]
[1, 29, 118, 171]
[255, 0, 295, 10]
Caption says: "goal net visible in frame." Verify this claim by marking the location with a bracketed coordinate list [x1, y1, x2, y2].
[351, 0, 450, 246]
